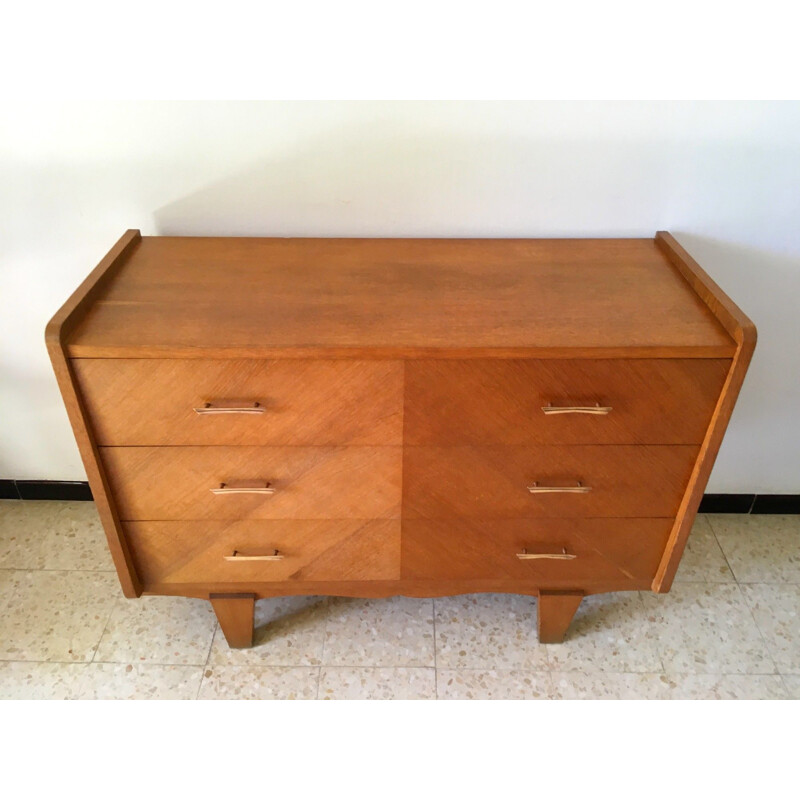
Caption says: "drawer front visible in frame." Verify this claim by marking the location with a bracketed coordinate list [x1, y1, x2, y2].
[102, 446, 402, 520]
[403, 445, 698, 519]
[126, 519, 401, 584]
[74, 359, 403, 445]
[402, 518, 672, 582]
[404, 359, 729, 445]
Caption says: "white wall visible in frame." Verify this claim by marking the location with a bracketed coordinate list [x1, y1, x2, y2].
[1, 101, 798, 492]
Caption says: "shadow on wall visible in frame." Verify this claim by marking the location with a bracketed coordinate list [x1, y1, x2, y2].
[663, 232, 800, 492]
[0, 361, 78, 477]
[147, 119, 800, 492]
[151, 120, 681, 237]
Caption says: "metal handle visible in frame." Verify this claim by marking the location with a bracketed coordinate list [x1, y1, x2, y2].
[211, 481, 275, 495]
[194, 401, 266, 415]
[224, 549, 284, 562]
[516, 547, 577, 561]
[542, 403, 611, 415]
[527, 481, 592, 494]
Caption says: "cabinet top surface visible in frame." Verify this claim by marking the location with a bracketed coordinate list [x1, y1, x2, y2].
[66, 236, 735, 357]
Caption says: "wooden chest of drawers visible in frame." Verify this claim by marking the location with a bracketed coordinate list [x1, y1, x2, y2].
[47, 232, 755, 646]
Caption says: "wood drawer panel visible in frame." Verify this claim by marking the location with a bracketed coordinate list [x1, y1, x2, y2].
[102, 446, 402, 520]
[403, 445, 697, 519]
[126, 519, 400, 583]
[404, 359, 729, 445]
[73, 359, 403, 445]
[402, 518, 672, 582]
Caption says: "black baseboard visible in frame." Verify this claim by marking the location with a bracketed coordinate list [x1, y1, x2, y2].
[750, 495, 800, 514]
[0, 480, 20, 500]
[697, 494, 756, 514]
[4, 480, 94, 501]
[1, 480, 799, 513]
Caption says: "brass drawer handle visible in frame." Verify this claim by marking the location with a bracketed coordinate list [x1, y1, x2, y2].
[527, 481, 592, 494]
[542, 403, 612, 415]
[211, 481, 276, 495]
[225, 549, 284, 562]
[516, 548, 577, 561]
[194, 401, 266, 415]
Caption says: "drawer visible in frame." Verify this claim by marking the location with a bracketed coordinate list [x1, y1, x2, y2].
[126, 519, 401, 584]
[402, 445, 698, 519]
[401, 518, 672, 582]
[73, 359, 403, 445]
[404, 359, 729, 445]
[102, 446, 402, 520]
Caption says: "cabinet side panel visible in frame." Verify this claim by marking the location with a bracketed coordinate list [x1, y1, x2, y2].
[45, 230, 143, 597]
[653, 233, 756, 591]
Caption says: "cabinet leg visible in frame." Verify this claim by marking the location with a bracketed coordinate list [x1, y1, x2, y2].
[537, 591, 583, 643]
[210, 593, 256, 649]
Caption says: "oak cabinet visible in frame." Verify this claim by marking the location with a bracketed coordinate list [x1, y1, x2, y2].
[47, 232, 754, 646]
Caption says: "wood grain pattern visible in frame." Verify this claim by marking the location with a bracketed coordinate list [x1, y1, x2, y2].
[126, 520, 400, 583]
[538, 592, 583, 643]
[144, 579, 651, 599]
[102, 446, 402, 520]
[45, 229, 144, 597]
[46, 231, 755, 647]
[402, 445, 698, 519]
[401, 518, 672, 583]
[652, 232, 757, 591]
[73, 359, 403, 445]
[209, 593, 256, 648]
[405, 359, 729, 445]
[66, 237, 735, 358]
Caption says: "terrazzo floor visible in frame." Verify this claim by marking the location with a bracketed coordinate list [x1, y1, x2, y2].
[0, 500, 798, 700]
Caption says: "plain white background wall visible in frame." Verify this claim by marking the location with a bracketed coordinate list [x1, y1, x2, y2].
[1, 101, 798, 491]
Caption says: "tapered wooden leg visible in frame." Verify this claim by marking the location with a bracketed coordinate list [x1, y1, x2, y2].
[537, 591, 583, 643]
[210, 593, 256, 648]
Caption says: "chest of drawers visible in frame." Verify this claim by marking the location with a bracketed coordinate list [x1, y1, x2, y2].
[47, 232, 755, 647]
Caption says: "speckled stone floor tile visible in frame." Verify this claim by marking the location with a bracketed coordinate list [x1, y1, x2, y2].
[0, 501, 114, 571]
[740, 584, 800, 674]
[322, 597, 435, 667]
[665, 673, 789, 699]
[0, 568, 17, 613]
[674, 515, 735, 583]
[782, 676, 800, 699]
[434, 594, 548, 670]
[640, 583, 775, 674]
[550, 672, 676, 699]
[0, 662, 88, 699]
[0, 570, 118, 662]
[709, 515, 800, 583]
[208, 596, 328, 667]
[3, 501, 798, 700]
[437, 669, 552, 700]
[95, 595, 217, 666]
[198, 666, 319, 699]
[78, 663, 204, 699]
[546, 592, 663, 673]
[319, 667, 436, 699]
[0, 501, 60, 568]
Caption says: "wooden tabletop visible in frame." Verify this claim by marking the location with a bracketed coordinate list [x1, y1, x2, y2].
[66, 236, 735, 358]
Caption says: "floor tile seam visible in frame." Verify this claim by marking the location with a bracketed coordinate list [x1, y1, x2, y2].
[735, 582, 783, 675]
[4, 659, 437, 670]
[91, 593, 123, 664]
[735, 580, 800, 586]
[637, 589, 669, 674]
[315, 661, 437, 668]
[432, 597, 438, 698]
[703, 515, 741, 581]
[779, 674, 796, 698]
[202, 622, 218, 670]
[0, 567, 117, 573]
